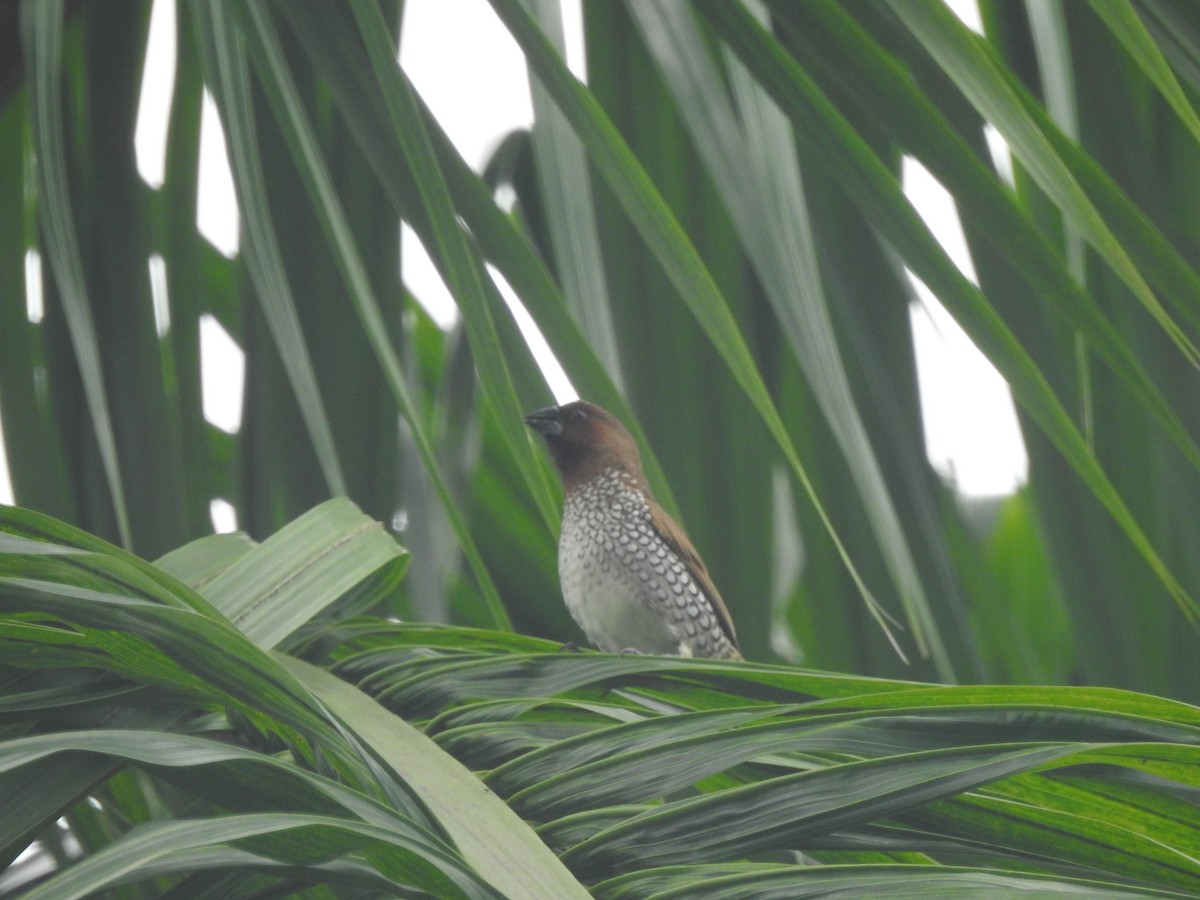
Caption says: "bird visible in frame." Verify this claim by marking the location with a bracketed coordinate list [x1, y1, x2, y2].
[524, 400, 741, 660]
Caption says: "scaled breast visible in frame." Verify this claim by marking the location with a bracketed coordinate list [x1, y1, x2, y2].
[557, 468, 732, 657]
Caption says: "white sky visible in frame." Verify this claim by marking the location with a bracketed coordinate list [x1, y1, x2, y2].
[0, 0, 1025, 510]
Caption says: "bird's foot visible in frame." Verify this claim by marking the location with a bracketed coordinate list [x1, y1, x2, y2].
[558, 641, 582, 653]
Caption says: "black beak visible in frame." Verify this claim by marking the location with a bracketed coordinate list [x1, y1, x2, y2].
[524, 405, 563, 437]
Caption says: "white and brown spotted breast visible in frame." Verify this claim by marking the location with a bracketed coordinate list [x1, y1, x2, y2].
[558, 467, 736, 657]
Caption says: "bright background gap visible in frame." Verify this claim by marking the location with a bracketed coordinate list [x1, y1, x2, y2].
[902, 156, 1027, 495]
[133, 0, 175, 189]
[0, 398, 11, 505]
[148, 253, 171, 337]
[196, 88, 239, 258]
[24, 249, 44, 324]
[198, 314, 245, 434]
[397, 0, 533, 333]
[209, 498, 238, 534]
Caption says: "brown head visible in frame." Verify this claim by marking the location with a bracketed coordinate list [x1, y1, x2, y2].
[524, 400, 648, 492]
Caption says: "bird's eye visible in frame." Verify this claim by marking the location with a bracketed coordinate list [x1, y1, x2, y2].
[569, 407, 588, 425]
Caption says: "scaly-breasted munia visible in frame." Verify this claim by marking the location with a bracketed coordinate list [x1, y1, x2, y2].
[525, 400, 741, 660]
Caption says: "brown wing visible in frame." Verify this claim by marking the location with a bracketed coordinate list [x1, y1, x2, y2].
[648, 501, 741, 657]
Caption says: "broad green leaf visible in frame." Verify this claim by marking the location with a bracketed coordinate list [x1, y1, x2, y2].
[185, 497, 405, 649]
[192, 1, 347, 497]
[281, 654, 590, 899]
[1089, 0, 1200, 148]
[155, 531, 255, 592]
[18, 813, 494, 900]
[888, 0, 1200, 366]
[20, 0, 131, 548]
[598, 863, 1193, 899]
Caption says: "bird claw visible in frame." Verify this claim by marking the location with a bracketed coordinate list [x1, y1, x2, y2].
[558, 641, 582, 653]
[619, 647, 643, 655]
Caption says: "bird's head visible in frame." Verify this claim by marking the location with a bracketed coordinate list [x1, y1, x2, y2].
[524, 400, 645, 490]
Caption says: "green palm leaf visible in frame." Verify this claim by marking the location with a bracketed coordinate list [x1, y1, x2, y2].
[3, 503, 1200, 893]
